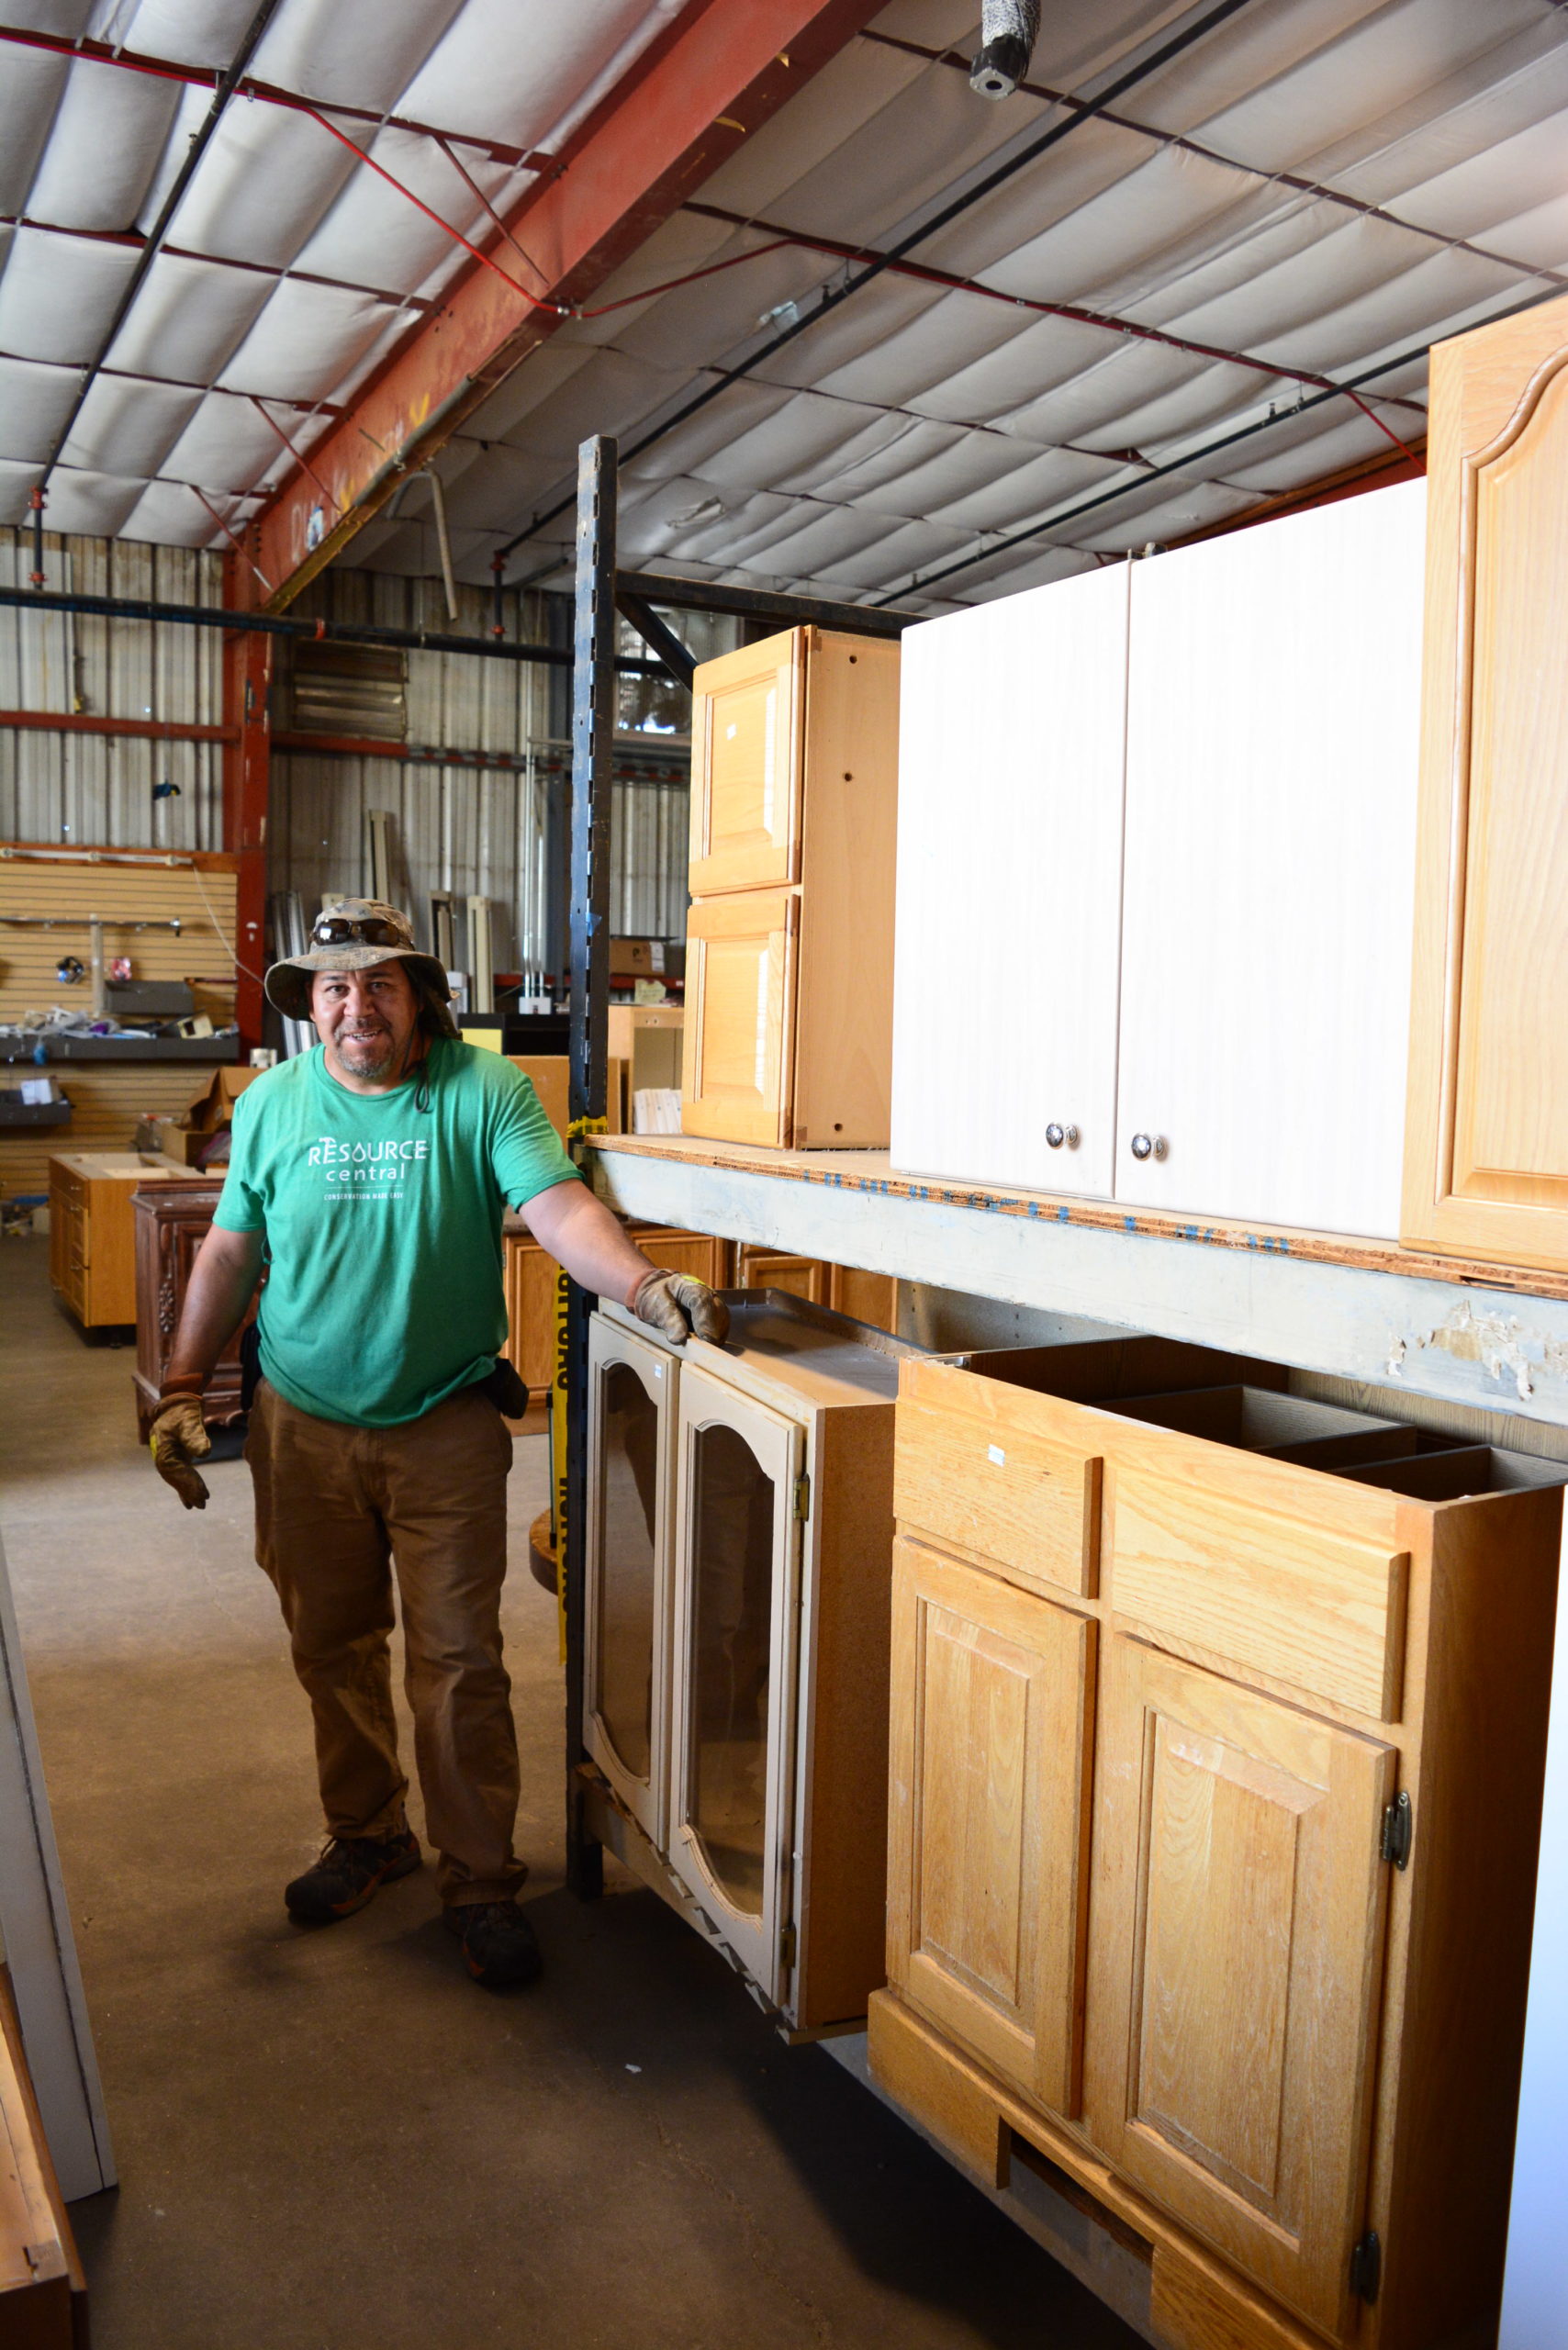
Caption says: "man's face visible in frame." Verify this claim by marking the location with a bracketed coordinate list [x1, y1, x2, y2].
[311, 961, 420, 1083]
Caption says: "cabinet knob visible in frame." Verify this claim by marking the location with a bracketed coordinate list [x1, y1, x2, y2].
[1130, 1132, 1167, 1162]
[1045, 1123, 1080, 1149]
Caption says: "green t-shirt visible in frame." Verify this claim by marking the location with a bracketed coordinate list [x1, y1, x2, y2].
[212, 1040, 579, 1427]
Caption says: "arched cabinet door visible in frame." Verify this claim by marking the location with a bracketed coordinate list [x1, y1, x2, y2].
[666, 1364, 803, 2005]
[1405, 287, 1568, 1271]
[584, 1315, 678, 1850]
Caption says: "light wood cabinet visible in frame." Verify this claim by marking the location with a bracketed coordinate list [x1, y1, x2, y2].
[49, 1151, 204, 1330]
[1404, 285, 1568, 1271]
[888, 1536, 1093, 2117]
[873, 1337, 1565, 2350]
[1086, 1639, 1394, 2336]
[891, 481, 1428, 1238]
[501, 1224, 728, 1409]
[683, 628, 899, 1149]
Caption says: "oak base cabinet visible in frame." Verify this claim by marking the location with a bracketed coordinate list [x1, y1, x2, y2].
[878, 1339, 1564, 2349]
[50, 1151, 204, 1330]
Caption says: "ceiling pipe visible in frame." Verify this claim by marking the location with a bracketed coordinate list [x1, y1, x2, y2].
[386, 470, 461, 621]
[969, 0, 1041, 101]
[28, 0, 286, 557]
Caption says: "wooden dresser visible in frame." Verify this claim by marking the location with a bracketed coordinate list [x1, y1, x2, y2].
[49, 1150, 205, 1330]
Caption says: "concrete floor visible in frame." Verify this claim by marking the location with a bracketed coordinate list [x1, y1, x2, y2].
[0, 1233, 1143, 2350]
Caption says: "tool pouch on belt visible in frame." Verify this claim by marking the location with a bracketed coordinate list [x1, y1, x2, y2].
[476, 1357, 530, 1416]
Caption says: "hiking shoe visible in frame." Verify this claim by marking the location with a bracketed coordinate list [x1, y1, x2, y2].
[285, 1829, 421, 1924]
[443, 1899, 542, 1988]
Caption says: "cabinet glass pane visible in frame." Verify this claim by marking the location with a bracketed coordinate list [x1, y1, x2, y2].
[593, 1363, 660, 1784]
[689, 1423, 775, 1918]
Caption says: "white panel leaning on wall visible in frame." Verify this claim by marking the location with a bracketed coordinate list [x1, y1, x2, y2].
[890, 478, 1428, 1241]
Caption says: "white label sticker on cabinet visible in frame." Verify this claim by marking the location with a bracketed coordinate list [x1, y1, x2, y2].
[652, 1365, 664, 1380]
[987, 1444, 1006, 1466]
[726, 723, 737, 739]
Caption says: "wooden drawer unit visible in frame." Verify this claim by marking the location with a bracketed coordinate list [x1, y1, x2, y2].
[877, 1334, 1566, 2350]
[50, 1150, 202, 1330]
[683, 627, 899, 1150]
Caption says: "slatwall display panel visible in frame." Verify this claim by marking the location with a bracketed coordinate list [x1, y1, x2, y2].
[0, 852, 240, 1195]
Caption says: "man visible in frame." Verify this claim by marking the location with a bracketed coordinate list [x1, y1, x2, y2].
[147, 901, 725, 1989]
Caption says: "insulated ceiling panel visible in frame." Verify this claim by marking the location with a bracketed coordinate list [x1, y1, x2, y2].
[1, 0, 1564, 614]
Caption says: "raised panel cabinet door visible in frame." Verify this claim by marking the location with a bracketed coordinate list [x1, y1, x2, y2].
[1085, 1639, 1395, 2337]
[681, 890, 798, 1147]
[1116, 479, 1428, 1237]
[1405, 291, 1568, 1270]
[890, 567, 1128, 1198]
[689, 631, 803, 896]
[666, 1364, 803, 2005]
[584, 1315, 677, 1849]
[889, 1537, 1095, 2115]
[736, 1247, 829, 1304]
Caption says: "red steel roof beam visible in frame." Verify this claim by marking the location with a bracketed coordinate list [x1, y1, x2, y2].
[252, 0, 886, 605]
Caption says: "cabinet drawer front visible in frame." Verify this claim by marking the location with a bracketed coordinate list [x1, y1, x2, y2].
[690, 632, 802, 895]
[896, 1385, 1099, 1598]
[1109, 1469, 1406, 1719]
[889, 1538, 1094, 2115]
[681, 890, 798, 1147]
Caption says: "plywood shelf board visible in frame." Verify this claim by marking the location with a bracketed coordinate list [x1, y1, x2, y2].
[591, 1136, 1568, 1432]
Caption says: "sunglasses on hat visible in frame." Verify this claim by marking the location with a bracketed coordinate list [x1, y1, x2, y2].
[310, 915, 408, 947]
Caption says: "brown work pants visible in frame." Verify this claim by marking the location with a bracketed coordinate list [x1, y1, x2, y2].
[245, 1380, 524, 1907]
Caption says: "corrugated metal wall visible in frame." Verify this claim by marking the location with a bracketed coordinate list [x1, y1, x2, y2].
[0, 530, 225, 852]
[2, 537, 709, 971]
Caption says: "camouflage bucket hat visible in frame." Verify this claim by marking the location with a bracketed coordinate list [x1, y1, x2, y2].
[263, 899, 455, 1027]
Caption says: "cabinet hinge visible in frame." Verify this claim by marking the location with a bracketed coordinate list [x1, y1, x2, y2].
[1350, 2231, 1382, 2304]
[1380, 1791, 1413, 1870]
[778, 1921, 797, 1972]
[793, 1473, 810, 1521]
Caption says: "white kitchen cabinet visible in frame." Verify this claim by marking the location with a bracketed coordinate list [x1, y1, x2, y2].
[1115, 479, 1428, 1236]
[891, 564, 1129, 1200]
[890, 480, 1428, 1239]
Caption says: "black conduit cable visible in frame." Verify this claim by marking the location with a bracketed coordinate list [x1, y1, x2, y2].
[492, 0, 1261, 573]
[30, 0, 286, 550]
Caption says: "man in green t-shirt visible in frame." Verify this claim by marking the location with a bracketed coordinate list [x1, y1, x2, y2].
[146, 901, 725, 1990]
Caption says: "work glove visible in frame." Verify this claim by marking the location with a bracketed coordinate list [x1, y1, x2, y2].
[627, 1270, 730, 1347]
[149, 1391, 211, 1511]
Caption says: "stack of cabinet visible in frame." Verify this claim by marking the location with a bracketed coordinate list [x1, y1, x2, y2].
[870, 1335, 1564, 2349]
[892, 479, 1428, 1237]
[584, 1291, 923, 2032]
[682, 627, 900, 1149]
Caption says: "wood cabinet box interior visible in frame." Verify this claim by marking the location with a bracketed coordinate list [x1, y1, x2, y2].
[879, 1336, 1564, 2349]
[683, 628, 899, 1150]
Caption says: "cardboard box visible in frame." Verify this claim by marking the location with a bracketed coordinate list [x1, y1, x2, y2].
[507, 1056, 569, 1140]
[609, 937, 666, 976]
[133, 1069, 260, 1163]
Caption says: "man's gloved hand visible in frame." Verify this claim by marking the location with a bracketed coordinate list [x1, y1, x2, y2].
[627, 1270, 730, 1347]
[149, 1391, 212, 1511]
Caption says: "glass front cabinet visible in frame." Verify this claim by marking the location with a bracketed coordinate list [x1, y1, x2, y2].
[584, 1294, 912, 2036]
